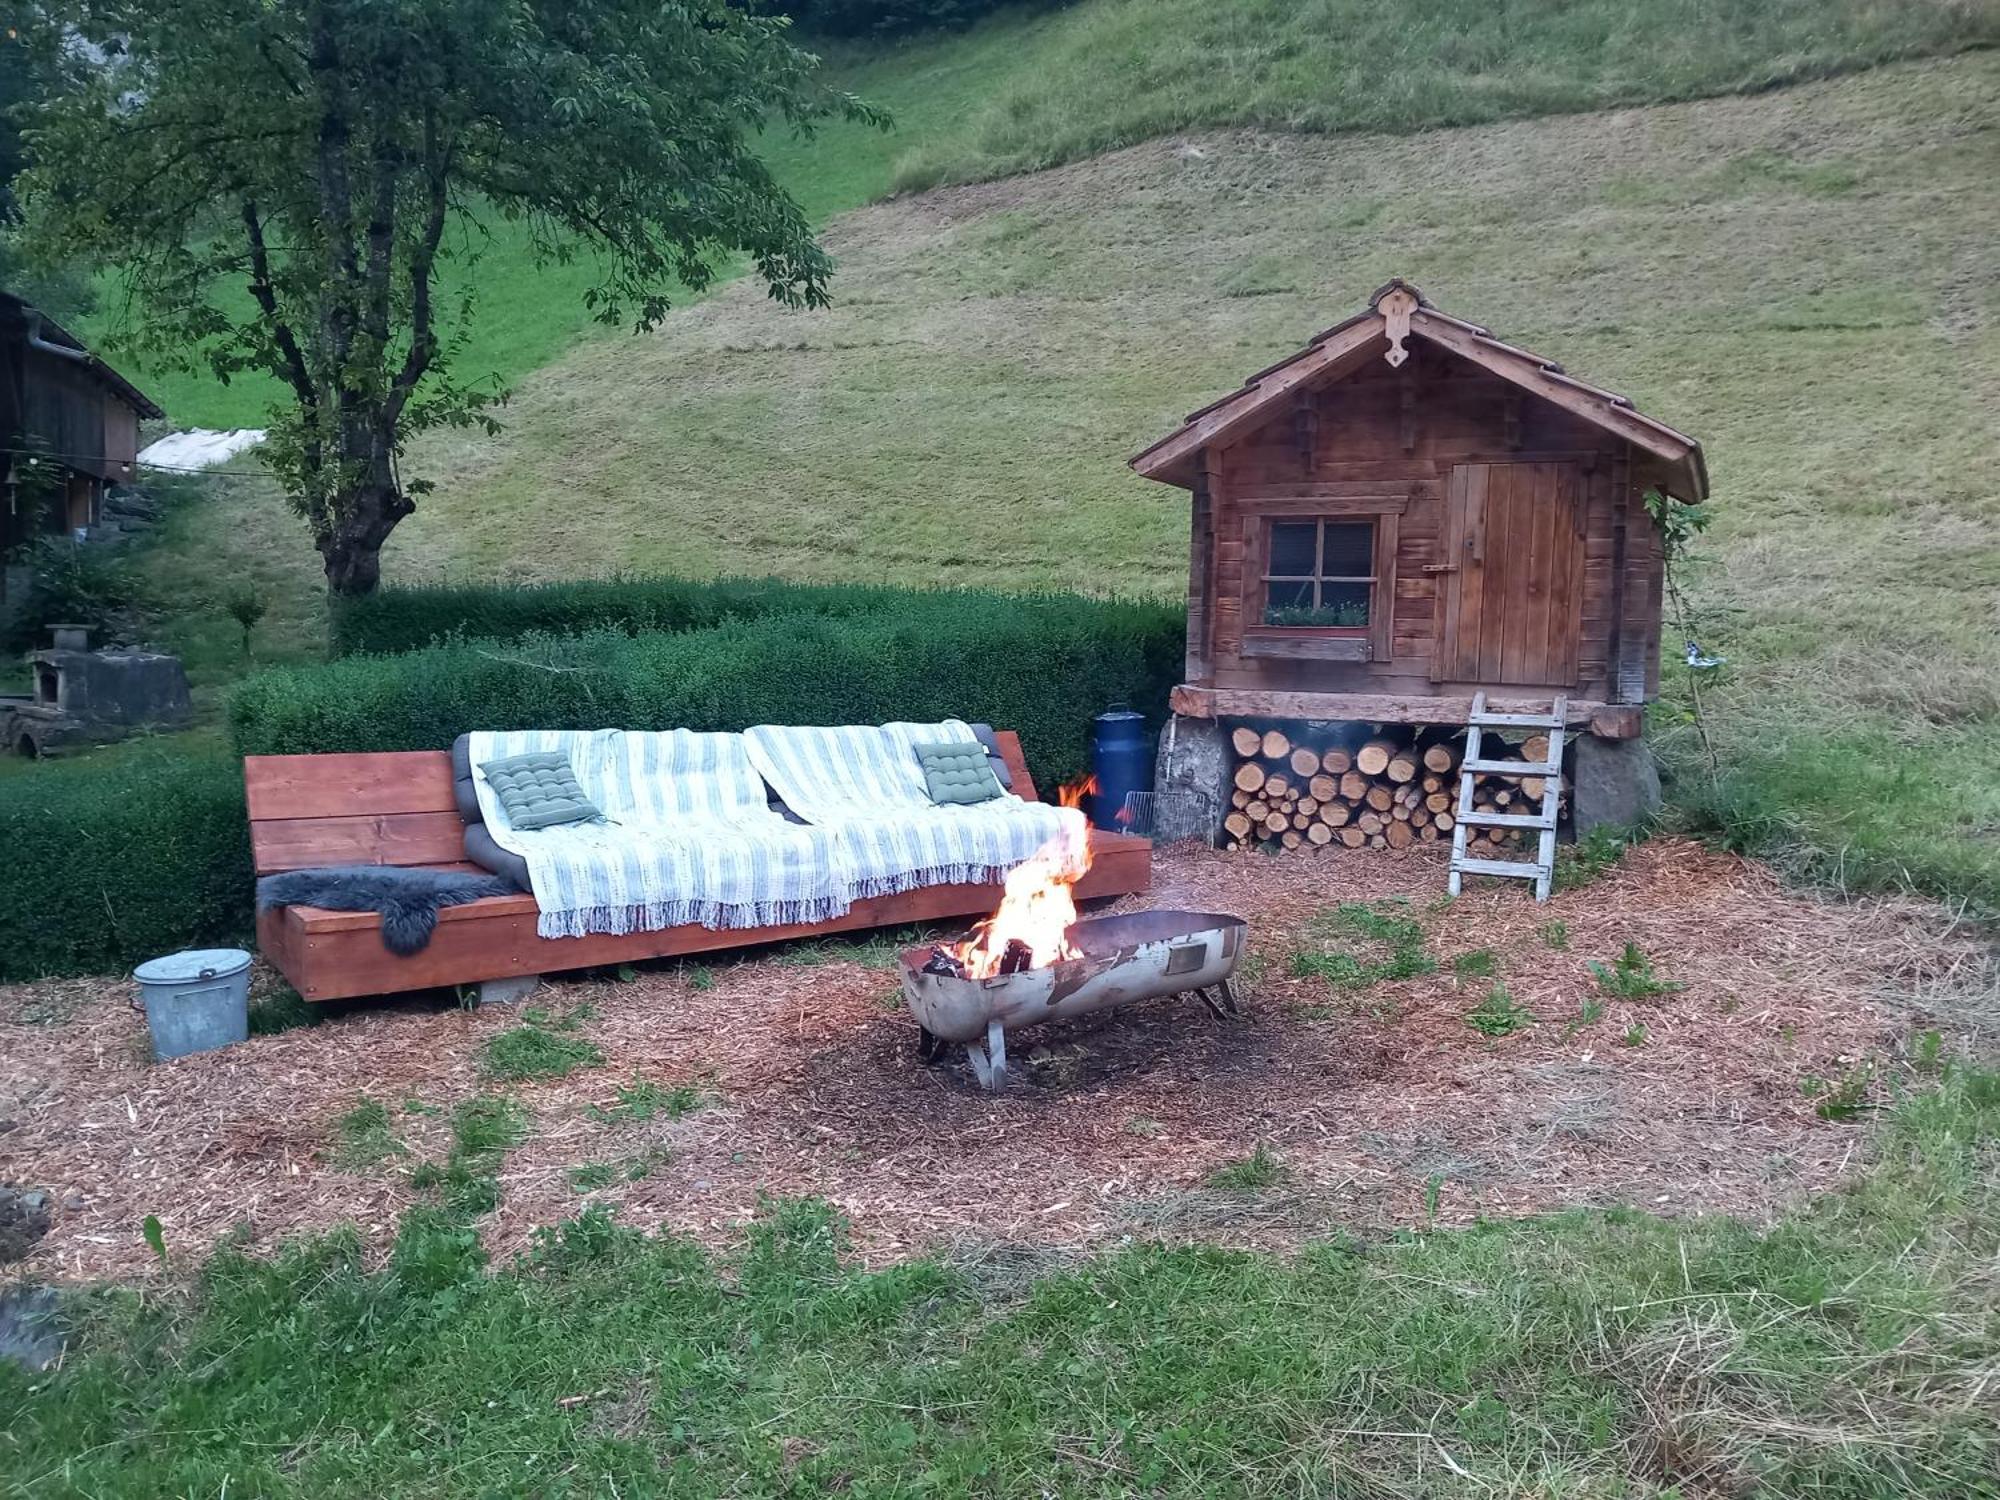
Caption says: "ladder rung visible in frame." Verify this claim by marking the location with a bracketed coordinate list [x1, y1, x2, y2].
[1465, 711, 1564, 729]
[1462, 758, 1560, 776]
[1453, 856, 1543, 879]
[1458, 810, 1556, 830]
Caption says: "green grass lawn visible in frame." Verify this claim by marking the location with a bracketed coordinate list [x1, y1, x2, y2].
[5, 1060, 1995, 1496]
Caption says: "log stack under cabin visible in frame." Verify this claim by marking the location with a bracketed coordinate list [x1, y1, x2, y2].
[1133, 279, 1708, 853]
[1218, 721, 1561, 855]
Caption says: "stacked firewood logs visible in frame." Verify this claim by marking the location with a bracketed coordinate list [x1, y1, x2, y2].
[1219, 725, 1562, 856]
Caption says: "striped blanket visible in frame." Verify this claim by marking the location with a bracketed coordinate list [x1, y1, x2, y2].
[743, 721, 1086, 895]
[468, 729, 849, 940]
[468, 723, 1083, 940]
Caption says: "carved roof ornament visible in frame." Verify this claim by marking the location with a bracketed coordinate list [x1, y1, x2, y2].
[1377, 283, 1418, 368]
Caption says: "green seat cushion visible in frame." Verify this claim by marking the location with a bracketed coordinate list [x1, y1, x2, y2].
[480, 750, 603, 831]
[913, 740, 1006, 805]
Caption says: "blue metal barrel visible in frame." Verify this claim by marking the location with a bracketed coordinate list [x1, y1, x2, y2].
[1089, 706, 1153, 831]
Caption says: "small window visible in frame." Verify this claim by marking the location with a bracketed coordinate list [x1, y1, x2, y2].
[1261, 518, 1375, 628]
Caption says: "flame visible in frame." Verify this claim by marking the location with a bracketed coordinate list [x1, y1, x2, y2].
[1057, 773, 1098, 810]
[949, 822, 1095, 980]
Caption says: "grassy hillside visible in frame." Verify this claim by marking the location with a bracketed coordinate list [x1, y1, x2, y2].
[127, 54, 1999, 906]
[80, 0, 1994, 429]
[871, 0, 1998, 191]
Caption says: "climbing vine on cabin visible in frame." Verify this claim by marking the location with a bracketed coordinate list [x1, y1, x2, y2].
[1644, 487, 1720, 776]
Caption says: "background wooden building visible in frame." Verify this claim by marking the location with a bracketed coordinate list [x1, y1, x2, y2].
[1, 291, 163, 579]
[1133, 279, 1707, 844]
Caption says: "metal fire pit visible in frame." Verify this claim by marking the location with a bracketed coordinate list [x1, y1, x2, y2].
[899, 909, 1247, 1090]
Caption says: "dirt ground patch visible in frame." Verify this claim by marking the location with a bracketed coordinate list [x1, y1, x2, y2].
[1, 839, 1982, 1283]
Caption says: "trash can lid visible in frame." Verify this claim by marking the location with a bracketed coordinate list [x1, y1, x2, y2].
[133, 948, 253, 984]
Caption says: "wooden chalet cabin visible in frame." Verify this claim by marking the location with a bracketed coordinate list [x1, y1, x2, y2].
[1131, 279, 1707, 845]
[1132, 279, 1706, 732]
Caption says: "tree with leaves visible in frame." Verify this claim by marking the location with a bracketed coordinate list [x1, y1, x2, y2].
[15, 1, 883, 593]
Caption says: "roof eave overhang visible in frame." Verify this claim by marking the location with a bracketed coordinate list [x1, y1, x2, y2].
[1128, 285, 1709, 503]
[1128, 314, 1385, 488]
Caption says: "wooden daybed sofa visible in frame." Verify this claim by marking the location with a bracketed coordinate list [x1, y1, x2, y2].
[247, 731, 1152, 1002]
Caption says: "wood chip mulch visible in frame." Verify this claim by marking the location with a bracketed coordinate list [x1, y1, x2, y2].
[2, 839, 1984, 1284]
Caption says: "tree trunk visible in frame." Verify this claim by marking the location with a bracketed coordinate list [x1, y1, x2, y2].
[318, 479, 414, 595]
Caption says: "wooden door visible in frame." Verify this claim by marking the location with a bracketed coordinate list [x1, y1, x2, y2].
[1432, 461, 1584, 686]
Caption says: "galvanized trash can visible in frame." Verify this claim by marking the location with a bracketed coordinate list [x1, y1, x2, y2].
[133, 948, 252, 1060]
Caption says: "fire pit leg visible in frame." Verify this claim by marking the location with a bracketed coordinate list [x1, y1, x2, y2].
[1195, 980, 1244, 1021]
[965, 1018, 1009, 1091]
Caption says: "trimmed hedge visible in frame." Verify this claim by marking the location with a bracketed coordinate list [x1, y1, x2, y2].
[242, 594, 1185, 786]
[0, 748, 253, 982]
[330, 576, 1009, 658]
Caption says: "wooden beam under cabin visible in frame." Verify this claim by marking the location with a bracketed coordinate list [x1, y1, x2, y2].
[1170, 684, 1642, 739]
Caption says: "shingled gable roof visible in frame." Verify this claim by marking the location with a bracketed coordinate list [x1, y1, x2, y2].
[1128, 278, 1707, 500]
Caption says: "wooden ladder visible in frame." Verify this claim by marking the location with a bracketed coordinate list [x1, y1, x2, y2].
[1448, 692, 1568, 901]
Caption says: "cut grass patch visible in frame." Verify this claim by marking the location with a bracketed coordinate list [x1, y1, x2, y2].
[482, 1007, 605, 1083]
[1466, 983, 1533, 1038]
[586, 1078, 705, 1126]
[1206, 1143, 1284, 1191]
[1589, 944, 1685, 1001]
[1451, 947, 1500, 980]
[408, 1095, 528, 1221]
[1291, 900, 1436, 990]
[330, 1097, 405, 1170]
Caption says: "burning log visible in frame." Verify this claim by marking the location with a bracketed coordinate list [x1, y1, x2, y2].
[997, 937, 1036, 975]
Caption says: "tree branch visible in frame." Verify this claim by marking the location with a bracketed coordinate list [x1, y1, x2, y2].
[240, 197, 322, 467]
[380, 106, 449, 437]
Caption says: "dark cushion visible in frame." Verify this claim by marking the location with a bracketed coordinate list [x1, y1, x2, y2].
[969, 722, 1013, 790]
[451, 734, 481, 822]
[913, 740, 1005, 805]
[480, 750, 602, 831]
[464, 823, 531, 890]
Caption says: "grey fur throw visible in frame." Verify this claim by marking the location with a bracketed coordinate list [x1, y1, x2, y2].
[256, 866, 518, 956]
